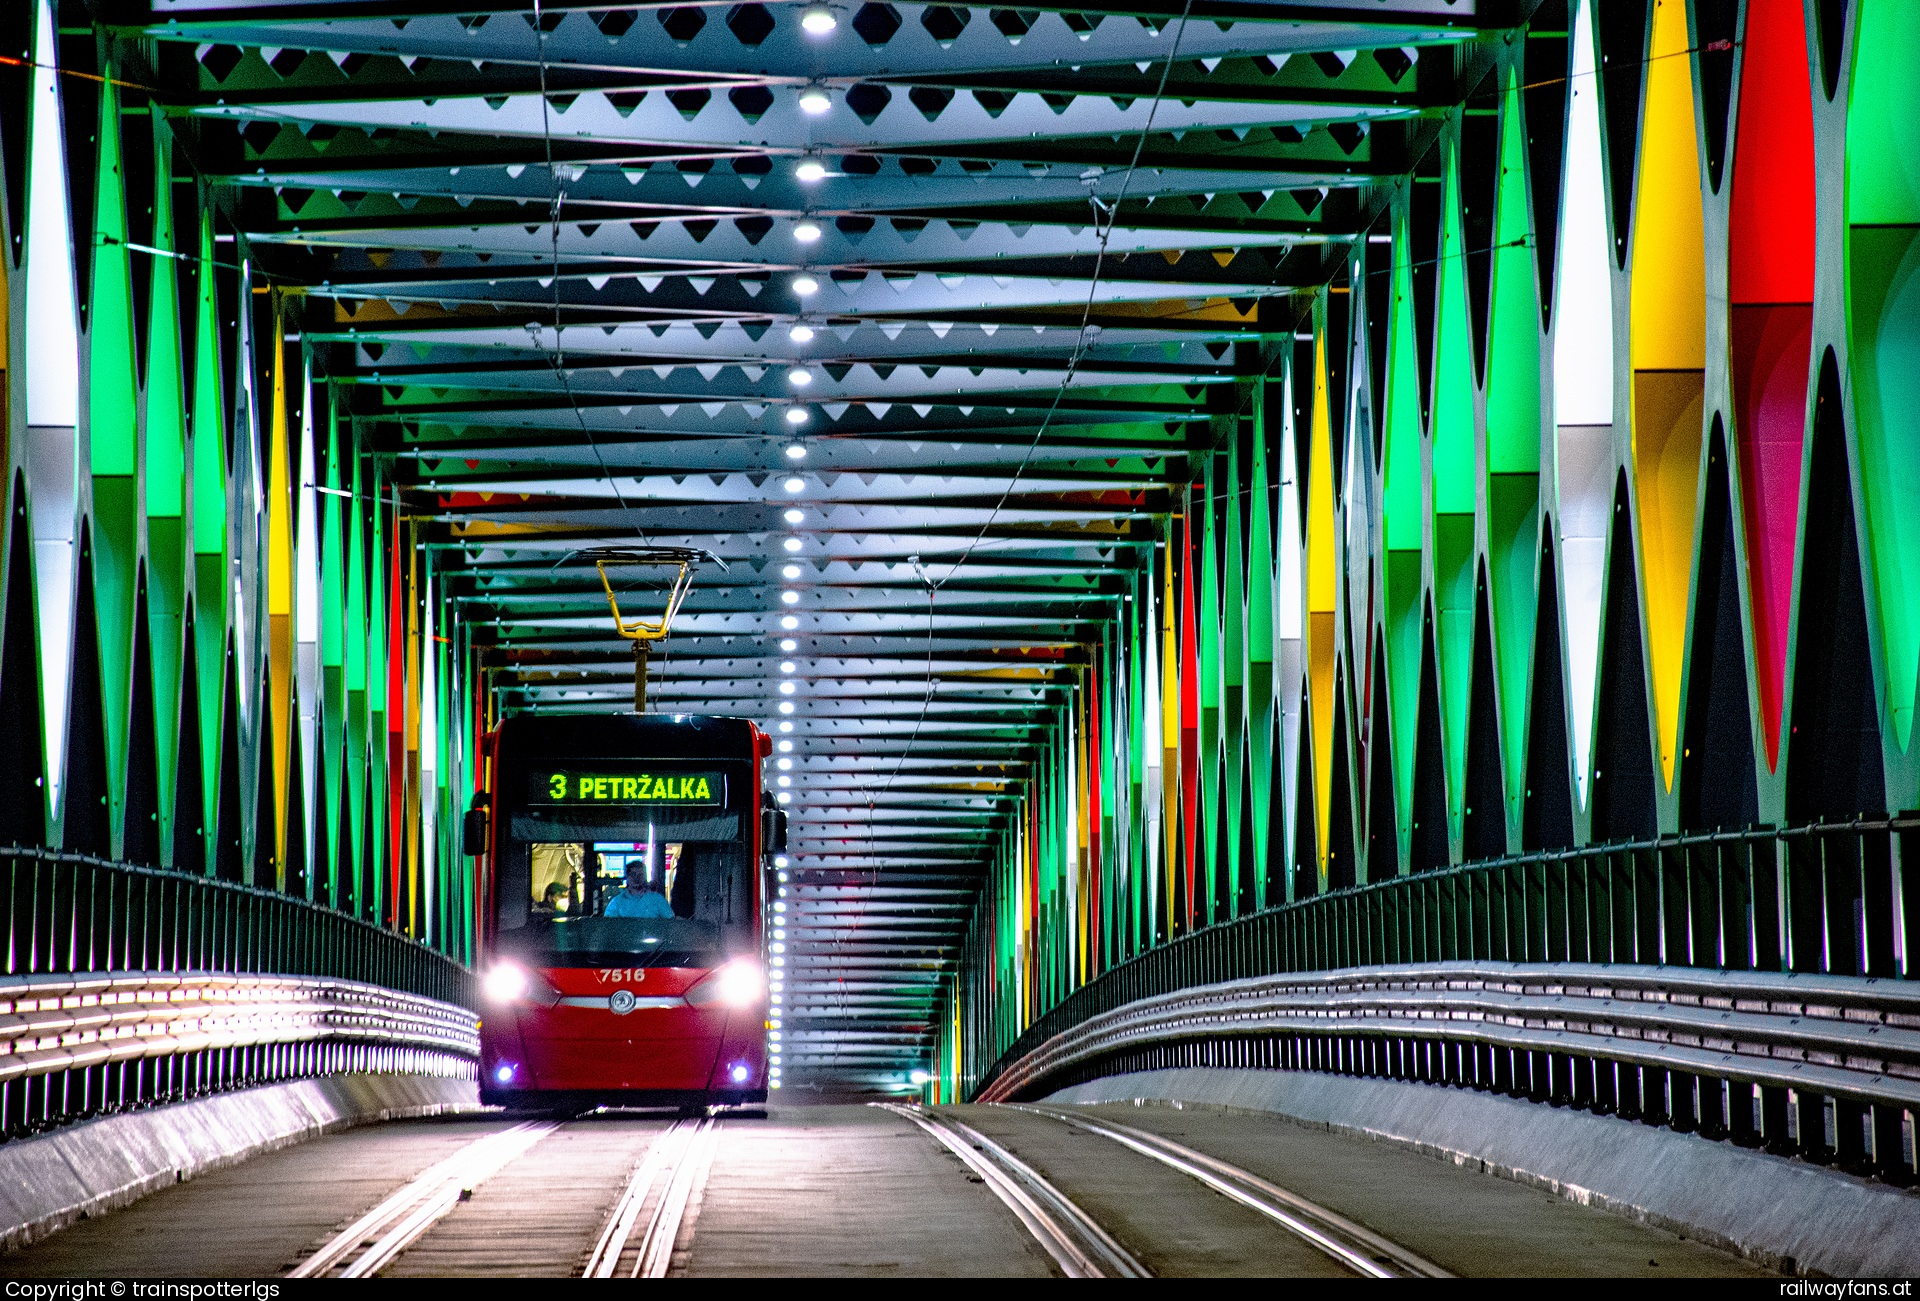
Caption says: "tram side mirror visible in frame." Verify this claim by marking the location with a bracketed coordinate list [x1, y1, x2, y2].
[762, 807, 788, 854]
[462, 807, 489, 857]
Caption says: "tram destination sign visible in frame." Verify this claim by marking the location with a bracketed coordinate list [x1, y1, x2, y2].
[529, 769, 724, 806]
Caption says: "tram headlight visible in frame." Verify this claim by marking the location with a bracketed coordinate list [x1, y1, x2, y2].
[685, 959, 764, 1009]
[483, 962, 558, 1006]
[484, 963, 530, 1003]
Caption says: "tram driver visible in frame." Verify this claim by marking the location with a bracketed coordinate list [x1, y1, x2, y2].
[604, 862, 674, 919]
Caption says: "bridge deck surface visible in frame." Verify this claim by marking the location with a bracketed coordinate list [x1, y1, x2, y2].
[1, 1103, 1770, 1277]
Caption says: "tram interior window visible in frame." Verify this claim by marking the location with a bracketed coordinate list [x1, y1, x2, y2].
[529, 843, 584, 915]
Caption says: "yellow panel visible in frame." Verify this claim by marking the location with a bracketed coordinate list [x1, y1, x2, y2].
[1629, 0, 1706, 788]
[1306, 329, 1336, 875]
[268, 324, 294, 875]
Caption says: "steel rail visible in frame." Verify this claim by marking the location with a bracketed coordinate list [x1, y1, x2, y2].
[1012, 1104, 1450, 1278]
[633, 1116, 719, 1278]
[873, 1102, 1147, 1278]
[582, 1119, 691, 1277]
[289, 1121, 558, 1278]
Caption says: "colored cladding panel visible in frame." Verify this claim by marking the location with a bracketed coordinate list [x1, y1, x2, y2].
[1556, 425, 1611, 803]
[1846, 0, 1920, 226]
[1433, 143, 1478, 835]
[1629, 0, 1706, 789]
[1729, 0, 1815, 769]
[1488, 72, 1543, 823]
[1488, 475, 1538, 825]
[87, 80, 135, 479]
[1631, 369, 1705, 787]
[1731, 305, 1811, 768]
[26, 0, 77, 813]
[1848, 226, 1920, 745]
[1432, 151, 1476, 517]
[190, 212, 225, 559]
[269, 324, 294, 878]
[1306, 330, 1336, 878]
[1847, 0, 1920, 747]
[1382, 218, 1423, 552]
[25, 0, 76, 431]
[1386, 548, 1422, 847]
[1435, 511, 1475, 834]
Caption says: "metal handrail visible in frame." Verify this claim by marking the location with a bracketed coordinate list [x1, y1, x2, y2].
[975, 817, 1920, 1095]
[977, 960, 1920, 1108]
[0, 971, 478, 1086]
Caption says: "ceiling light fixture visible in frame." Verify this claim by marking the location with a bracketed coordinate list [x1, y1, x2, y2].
[793, 221, 822, 243]
[794, 160, 827, 183]
[778, 701, 796, 715]
[798, 87, 832, 115]
[785, 442, 808, 459]
[783, 537, 802, 552]
[784, 508, 805, 524]
[781, 591, 801, 605]
[788, 367, 813, 387]
[784, 477, 806, 493]
[801, 5, 837, 35]
[780, 640, 798, 653]
[782, 566, 801, 580]
[779, 719, 794, 731]
[778, 738, 794, 750]
[779, 683, 796, 696]
[789, 324, 815, 343]
[792, 275, 819, 296]
[780, 616, 799, 631]
[786, 408, 811, 425]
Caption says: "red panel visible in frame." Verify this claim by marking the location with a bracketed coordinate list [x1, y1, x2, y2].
[1178, 512, 1200, 929]
[1728, 0, 1815, 306]
[1731, 304, 1811, 767]
[1728, 0, 1815, 768]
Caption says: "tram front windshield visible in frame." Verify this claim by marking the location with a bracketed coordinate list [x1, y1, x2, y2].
[494, 763, 752, 968]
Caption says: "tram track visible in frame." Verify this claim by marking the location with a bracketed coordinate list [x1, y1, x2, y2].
[582, 1116, 721, 1277]
[873, 1102, 1149, 1278]
[287, 1121, 560, 1278]
[1008, 1104, 1451, 1279]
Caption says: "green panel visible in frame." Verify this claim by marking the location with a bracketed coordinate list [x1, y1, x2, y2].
[1386, 548, 1422, 863]
[1846, 0, 1920, 226]
[1382, 215, 1423, 551]
[1488, 475, 1538, 827]
[1432, 147, 1477, 516]
[1847, 0, 1920, 747]
[1435, 512, 1475, 839]
[190, 212, 225, 558]
[1197, 466, 1221, 921]
[1486, 73, 1542, 828]
[1433, 142, 1478, 834]
[143, 114, 185, 839]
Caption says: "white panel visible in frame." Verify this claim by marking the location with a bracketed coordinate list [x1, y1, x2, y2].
[297, 361, 321, 880]
[28, 427, 74, 812]
[24, 0, 77, 430]
[1557, 425, 1611, 806]
[1552, 0, 1617, 810]
[1553, 0, 1613, 428]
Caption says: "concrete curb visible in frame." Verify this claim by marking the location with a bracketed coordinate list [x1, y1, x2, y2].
[1045, 1067, 1920, 1277]
[0, 1074, 481, 1252]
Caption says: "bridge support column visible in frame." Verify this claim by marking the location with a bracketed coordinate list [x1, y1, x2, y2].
[1872, 1104, 1913, 1185]
[1796, 1090, 1832, 1162]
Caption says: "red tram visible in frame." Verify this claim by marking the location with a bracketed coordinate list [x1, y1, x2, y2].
[469, 713, 773, 1108]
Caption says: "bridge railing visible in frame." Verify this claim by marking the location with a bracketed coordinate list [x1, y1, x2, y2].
[973, 820, 1918, 1182]
[0, 848, 477, 1140]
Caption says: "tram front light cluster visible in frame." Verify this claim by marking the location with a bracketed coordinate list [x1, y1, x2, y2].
[685, 959, 764, 1009]
[482, 962, 558, 1007]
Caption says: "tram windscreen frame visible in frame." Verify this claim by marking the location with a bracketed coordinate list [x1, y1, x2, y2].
[493, 757, 755, 969]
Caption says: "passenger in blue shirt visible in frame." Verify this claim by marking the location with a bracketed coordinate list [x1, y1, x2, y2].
[604, 865, 674, 918]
